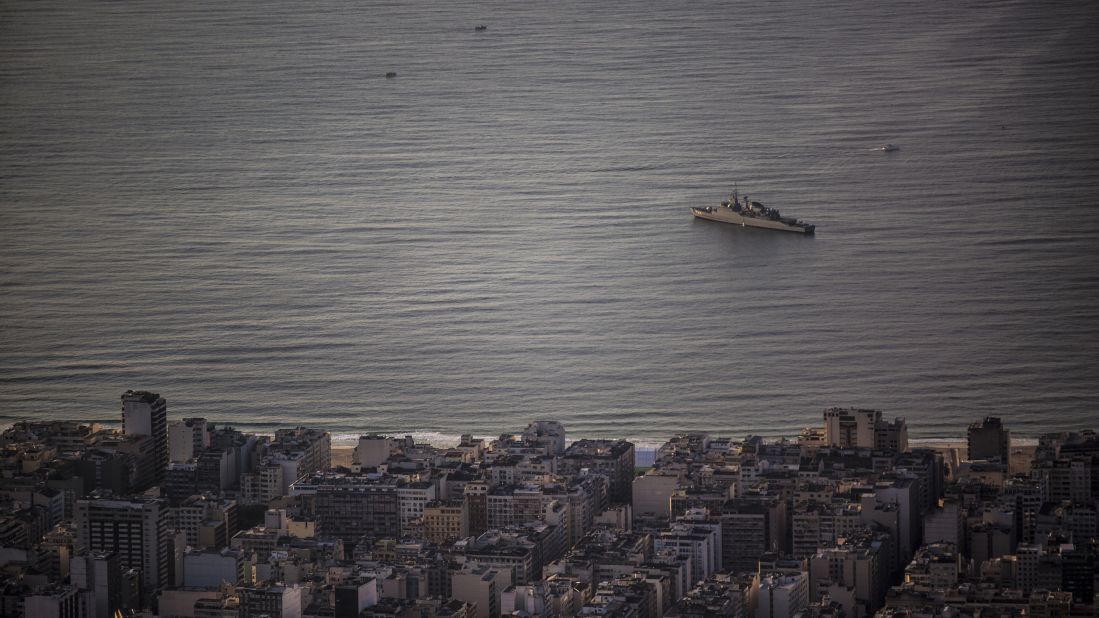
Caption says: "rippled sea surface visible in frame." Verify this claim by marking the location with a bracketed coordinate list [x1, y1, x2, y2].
[2, 0, 1098, 445]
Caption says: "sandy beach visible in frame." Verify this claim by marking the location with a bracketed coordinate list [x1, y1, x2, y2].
[332, 446, 354, 468]
[330, 441, 1037, 474]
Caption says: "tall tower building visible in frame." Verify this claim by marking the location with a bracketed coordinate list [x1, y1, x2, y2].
[967, 416, 1011, 462]
[71, 551, 122, 618]
[121, 390, 168, 482]
[757, 572, 809, 618]
[822, 407, 908, 452]
[522, 421, 567, 455]
[74, 497, 171, 602]
[168, 417, 209, 462]
[823, 408, 880, 449]
[558, 439, 636, 504]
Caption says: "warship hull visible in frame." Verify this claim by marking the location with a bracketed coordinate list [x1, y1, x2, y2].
[691, 206, 814, 234]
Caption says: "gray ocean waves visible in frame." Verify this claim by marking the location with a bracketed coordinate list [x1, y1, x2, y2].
[2, 0, 1097, 442]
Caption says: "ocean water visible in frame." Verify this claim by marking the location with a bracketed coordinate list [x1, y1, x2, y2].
[2, 0, 1098, 446]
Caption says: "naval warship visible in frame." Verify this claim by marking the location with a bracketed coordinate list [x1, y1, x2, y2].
[691, 189, 815, 234]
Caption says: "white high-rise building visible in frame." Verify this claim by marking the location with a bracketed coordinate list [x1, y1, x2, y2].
[452, 565, 511, 618]
[522, 421, 567, 455]
[397, 481, 437, 535]
[633, 471, 682, 519]
[239, 584, 303, 618]
[823, 407, 908, 452]
[757, 572, 808, 618]
[823, 408, 879, 449]
[656, 518, 721, 585]
[168, 417, 209, 462]
[352, 435, 393, 468]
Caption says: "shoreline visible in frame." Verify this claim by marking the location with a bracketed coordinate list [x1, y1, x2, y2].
[323, 433, 1041, 448]
[330, 439, 1039, 470]
[32, 420, 1043, 451]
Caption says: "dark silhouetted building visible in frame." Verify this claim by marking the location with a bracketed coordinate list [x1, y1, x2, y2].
[968, 417, 1010, 462]
[121, 390, 168, 483]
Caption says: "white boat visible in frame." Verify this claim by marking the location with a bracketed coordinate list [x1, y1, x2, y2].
[876, 143, 899, 152]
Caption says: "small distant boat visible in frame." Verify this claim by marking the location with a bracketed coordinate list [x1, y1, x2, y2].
[385, 72, 397, 78]
[474, 25, 487, 31]
[876, 143, 899, 152]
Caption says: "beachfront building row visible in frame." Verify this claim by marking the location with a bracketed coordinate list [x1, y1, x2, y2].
[1, 397, 1098, 618]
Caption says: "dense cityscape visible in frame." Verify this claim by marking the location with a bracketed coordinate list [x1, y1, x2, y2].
[2, 392, 1097, 618]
